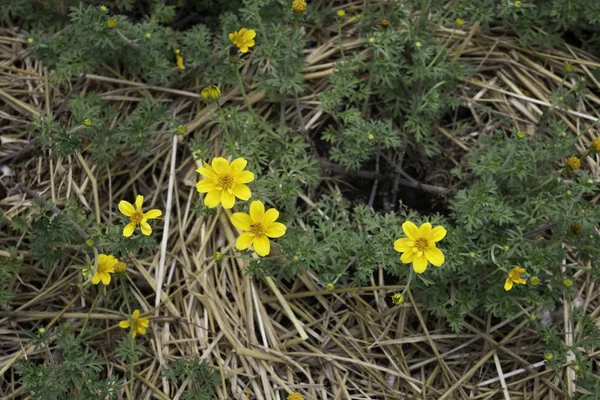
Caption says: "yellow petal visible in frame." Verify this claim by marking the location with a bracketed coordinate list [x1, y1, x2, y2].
[232, 184, 251, 200]
[123, 222, 136, 237]
[428, 226, 447, 242]
[418, 223, 432, 238]
[402, 221, 419, 240]
[231, 213, 252, 231]
[394, 238, 414, 253]
[228, 33, 235, 40]
[504, 278, 513, 291]
[118, 200, 135, 217]
[221, 190, 235, 209]
[137, 327, 147, 335]
[135, 195, 144, 210]
[516, 278, 526, 285]
[253, 235, 270, 256]
[245, 29, 256, 39]
[211, 157, 229, 174]
[400, 251, 415, 264]
[230, 157, 247, 173]
[98, 253, 107, 265]
[240, 46, 248, 53]
[265, 222, 286, 238]
[236, 232, 255, 250]
[91, 273, 101, 285]
[246, 39, 255, 47]
[196, 166, 216, 179]
[515, 267, 526, 273]
[425, 246, 444, 267]
[235, 171, 254, 184]
[140, 221, 152, 235]
[249, 200, 265, 222]
[132, 309, 140, 319]
[196, 179, 217, 193]
[139, 317, 150, 328]
[100, 272, 111, 285]
[144, 209, 162, 220]
[262, 208, 279, 226]
[204, 190, 222, 208]
[412, 255, 428, 274]
[131, 330, 137, 338]
[119, 320, 130, 329]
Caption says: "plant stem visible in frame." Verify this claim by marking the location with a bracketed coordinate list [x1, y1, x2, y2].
[119, 278, 135, 399]
[216, 102, 238, 157]
[280, 18, 299, 136]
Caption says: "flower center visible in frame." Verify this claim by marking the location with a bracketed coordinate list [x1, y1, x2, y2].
[415, 238, 429, 251]
[250, 223, 265, 236]
[217, 173, 234, 189]
[96, 261, 109, 274]
[130, 210, 143, 224]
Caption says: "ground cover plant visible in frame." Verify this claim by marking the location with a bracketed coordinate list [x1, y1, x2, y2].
[1, 0, 600, 398]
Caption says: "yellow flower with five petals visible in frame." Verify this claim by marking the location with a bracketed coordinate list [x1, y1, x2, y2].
[118, 195, 162, 237]
[119, 309, 150, 338]
[230, 200, 286, 256]
[393, 221, 446, 273]
[82, 254, 119, 285]
[196, 157, 254, 209]
[229, 28, 256, 53]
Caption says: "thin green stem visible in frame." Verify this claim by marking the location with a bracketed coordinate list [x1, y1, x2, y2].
[216, 102, 238, 157]
[401, 268, 415, 296]
[234, 66, 280, 140]
[338, 21, 345, 59]
[280, 19, 299, 136]
[77, 293, 100, 340]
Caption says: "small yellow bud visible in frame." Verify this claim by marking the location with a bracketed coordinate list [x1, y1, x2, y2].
[514, 1, 522, 8]
[177, 125, 186, 135]
[107, 18, 117, 29]
[38, 327, 46, 334]
[84, 119, 92, 126]
[587, 179, 594, 184]
[100, 5, 108, 12]
[415, 41, 422, 48]
[368, 37, 375, 44]
[469, 252, 476, 258]
[27, 38, 34, 44]
[565, 64, 574, 73]
[569, 223, 582, 236]
[293, 255, 299, 261]
[589, 138, 600, 153]
[563, 278, 573, 288]
[455, 18, 465, 27]
[367, 133, 375, 141]
[145, 32, 152, 39]
[517, 131, 526, 138]
[337, 10, 346, 18]
[292, 0, 307, 13]
[213, 252, 223, 261]
[566, 156, 580, 171]
[503, 245, 509, 251]
[573, 364, 581, 371]
[201, 85, 221, 102]
[530, 276, 539, 286]
[287, 393, 305, 400]
[85, 239, 94, 247]
[380, 19, 390, 27]
[114, 262, 127, 273]
[326, 283, 334, 291]
[544, 353, 554, 361]
[392, 293, 404, 305]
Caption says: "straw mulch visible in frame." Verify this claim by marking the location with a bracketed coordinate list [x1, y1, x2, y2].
[1, 19, 600, 400]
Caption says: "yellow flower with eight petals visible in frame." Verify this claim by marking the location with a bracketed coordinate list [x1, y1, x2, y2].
[118, 195, 162, 237]
[229, 28, 256, 53]
[119, 309, 150, 338]
[504, 267, 526, 291]
[196, 157, 254, 209]
[230, 200, 286, 256]
[393, 221, 446, 273]
[82, 254, 119, 285]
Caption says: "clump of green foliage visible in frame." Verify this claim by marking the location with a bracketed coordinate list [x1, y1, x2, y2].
[163, 357, 221, 400]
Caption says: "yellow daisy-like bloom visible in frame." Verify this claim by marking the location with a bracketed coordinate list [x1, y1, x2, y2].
[566, 156, 580, 171]
[589, 138, 600, 153]
[201, 85, 221, 102]
[118, 195, 163, 237]
[292, 0, 307, 13]
[196, 157, 254, 209]
[230, 200, 287, 256]
[82, 254, 118, 285]
[229, 28, 256, 53]
[287, 393, 304, 400]
[504, 267, 526, 291]
[393, 221, 446, 274]
[175, 49, 185, 69]
[107, 18, 117, 28]
[119, 309, 150, 338]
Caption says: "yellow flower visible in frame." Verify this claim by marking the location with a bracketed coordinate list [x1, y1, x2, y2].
[392, 293, 404, 305]
[85, 239, 94, 247]
[84, 118, 92, 126]
[230, 200, 286, 256]
[292, 0, 307, 13]
[118, 195, 162, 237]
[336, 10, 346, 18]
[544, 353, 554, 361]
[287, 393, 304, 400]
[119, 309, 150, 338]
[565, 63, 574, 73]
[455, 18, 465, 27]
[393, 221, 446, 273]
[107, 18, 117, 28]
[82, 254, 118, 285]
[589, 138, 600, 153]
[514, 1, 522, 7]
[27, 37, 34, 44]
[563, 278, 573, 288]
[201, 85, 221, 101]
[196, 157, 254, 209]
[114, 261, 127, 273]
[566, 156, 580, 171]
[229, 28, 256, 53]
[504, 267, 526, 291]
[175, 49, 185, 69]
